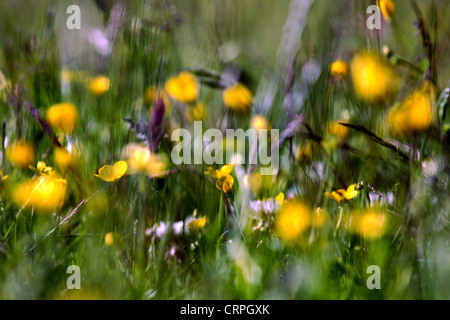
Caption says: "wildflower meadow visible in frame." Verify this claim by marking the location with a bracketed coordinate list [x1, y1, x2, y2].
[0, 0, 449, 301]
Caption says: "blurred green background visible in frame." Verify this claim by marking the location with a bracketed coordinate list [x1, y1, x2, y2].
[0, 0, 449, 299]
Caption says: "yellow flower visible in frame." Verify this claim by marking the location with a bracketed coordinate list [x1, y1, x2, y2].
[276, 201, 311, 243]
[13, 175, 67, 212]
[35, 161, 55, 176]
[187, 216, 207, 231]
[145, 86, 171, 113]
[165, 72, 198, 103]
[88, 75, 110, 95]
[251, 115, 271, 144]
[95, 161, 128, 182]
[53, 148, 77, 171]
[388, 81, 435, 135]
[6, 140, 35, 169]
[350, 51, 399, 103]
[105, 232, 115, 246]
[378, 0, 395, 21]
[216, 174, 233, 193]
[326, 121, 349, 139]
[186, 102, 207, 122]
[205, 164, 234, 193]
[251, 115, 269, 131]
[46, 102, 78, 134]
[223, 83, 253, 112]
[330, 60, 349, 78]
[123, 144, 169, 178]
[0, 169, 9, 183]
[324, 184, 359, 204]
[274, 192, 285, 206]
[352, 209, 388, 240]
[205, 164, 233, 179]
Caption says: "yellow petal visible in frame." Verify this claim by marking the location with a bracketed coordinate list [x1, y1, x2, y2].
[325, 190, 344, 203]
[113, 161, 128, 178]
[344, 184, 359, 199]
[219, 164, 233, 176]
[188, 216, 207, 231]
[96, 165, 116, 182]
[221, 175, 234, 193]
[37, 161, 47, 172]
[215, 178, 223, 191]
[204, 166, 216, 178]
[274, 192, 285, 206]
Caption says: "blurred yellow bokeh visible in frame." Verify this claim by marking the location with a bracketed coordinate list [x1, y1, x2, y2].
[276, 201, 311, 243]
[165, 72, 198, 103]
[6, 140, 35, 169]
[223, 83, 253, 113]
[46, 102, 79, 134]
[350, 51, 399, 103]
[388, 81, 435, 135]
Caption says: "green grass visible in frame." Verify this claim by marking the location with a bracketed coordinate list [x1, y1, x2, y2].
[0, 0, 449, 300]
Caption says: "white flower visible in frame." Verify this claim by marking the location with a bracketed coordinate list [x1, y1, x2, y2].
[173, 221, 184, 235]
[155, 222, 166, 238]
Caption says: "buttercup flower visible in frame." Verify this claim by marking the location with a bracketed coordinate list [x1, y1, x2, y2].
[35, 161, 55, 176]
[326, 121, 349, 140]
[223, 83, 253, 112]
[88, 75, 110, 95]
[187, 216, 207, 232]
[123, 144, 169, 178]
[6, 140, 35, 169]
[0, 169, 9, 184]
[46, 102, 78, 134]
[274, 192, 285, 206]
[105, 232, 114, 246]
[13, 174, 67, 212]
[165, 72, 198, 103]
[378, 0, 395, 22]
[251, 115, 269, 131]
[324, 184, 359, 203]
[205, 164, 234, 193]
[95, 161, 128, 182]
[105, 232, 120, 246]
[388, 81, 435, 135]
[276, 201, 311, 243]
[330, 60, 349, 78]
[217, 175, 234, 193]
[186, 102, 207, 122]
[351, 208, 389, 240]
[53, 148, 77, 171]
[350, 51, 399, 103]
